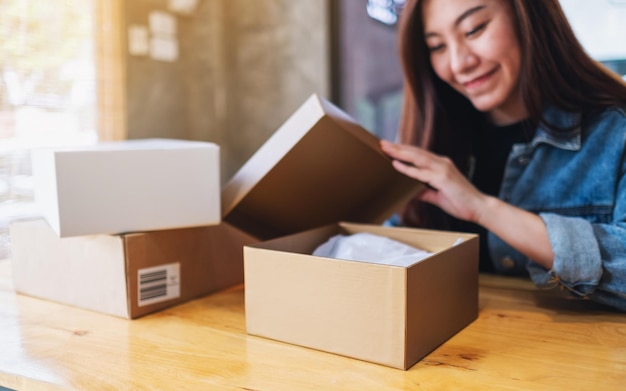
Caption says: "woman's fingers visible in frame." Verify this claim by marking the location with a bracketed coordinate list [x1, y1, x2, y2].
[383, 140, 445, 184]
[381, 140, 486, 222]
[417, 188, 440, 205]
[380, 140, 432, 168]
[391, 158, 421, 178]
[391, 159, 437, 189]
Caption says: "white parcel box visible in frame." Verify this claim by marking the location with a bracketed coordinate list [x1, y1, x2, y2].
[32, 138, 220, 237]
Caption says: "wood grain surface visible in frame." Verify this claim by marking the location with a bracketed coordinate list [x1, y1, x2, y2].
[1, 259, 625, 390]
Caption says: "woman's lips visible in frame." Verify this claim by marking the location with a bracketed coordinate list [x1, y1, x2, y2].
[462, 67, 499, 89]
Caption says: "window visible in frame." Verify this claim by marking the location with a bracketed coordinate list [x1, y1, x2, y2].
[332, 1, 403, 141]
[560, 0, 626, 80]
[0, 0, 125, 260]
[366, 0, 405, 26]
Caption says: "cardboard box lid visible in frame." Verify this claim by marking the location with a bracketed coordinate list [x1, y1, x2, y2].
[222, 94, 424, 240]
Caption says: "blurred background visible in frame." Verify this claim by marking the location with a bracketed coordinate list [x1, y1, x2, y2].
[1, 0, 625, 260]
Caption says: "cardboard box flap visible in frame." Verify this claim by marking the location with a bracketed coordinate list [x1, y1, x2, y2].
[222, 94, 424, 240]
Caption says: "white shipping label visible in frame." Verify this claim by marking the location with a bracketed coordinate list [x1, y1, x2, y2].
[138, 263, 181, 307]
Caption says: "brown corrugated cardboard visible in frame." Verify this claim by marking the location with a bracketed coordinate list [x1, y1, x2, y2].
[32, 138, 221, 237]
[10, 218, 257, 319]
[244, 222, 479, 370]
[221, 94, 423, 240]
[220, 94, 478, 369]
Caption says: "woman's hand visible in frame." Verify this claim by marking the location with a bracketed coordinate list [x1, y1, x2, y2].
[380, 140, 488, 223]
[380, 139, 555, 268]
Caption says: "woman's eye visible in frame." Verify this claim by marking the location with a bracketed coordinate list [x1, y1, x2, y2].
[428, 44, 445, 53]
[466, 22, 487, 37]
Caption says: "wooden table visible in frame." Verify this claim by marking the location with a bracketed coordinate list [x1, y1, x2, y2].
[1, 259, 625, 391]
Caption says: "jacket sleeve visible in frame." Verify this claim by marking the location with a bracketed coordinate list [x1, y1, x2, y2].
[527, 153, 626, 311]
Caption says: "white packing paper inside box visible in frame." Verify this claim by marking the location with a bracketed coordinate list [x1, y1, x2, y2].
[32, 138, 220, 237]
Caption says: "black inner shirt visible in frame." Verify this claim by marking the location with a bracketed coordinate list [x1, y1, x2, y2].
[449, 119, 534, 272]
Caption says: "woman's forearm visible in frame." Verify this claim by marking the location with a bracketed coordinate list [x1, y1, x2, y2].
[474, 195, 555, 269]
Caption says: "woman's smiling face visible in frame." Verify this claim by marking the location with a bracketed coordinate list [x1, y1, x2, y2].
[422, 0, 526, 125]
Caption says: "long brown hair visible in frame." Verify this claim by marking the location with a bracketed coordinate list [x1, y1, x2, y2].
[397, 0, 626, 228]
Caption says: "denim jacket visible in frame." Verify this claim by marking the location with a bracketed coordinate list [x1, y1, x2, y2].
[489, 105, 626, 310]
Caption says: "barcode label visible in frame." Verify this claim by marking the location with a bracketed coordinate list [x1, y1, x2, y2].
[138, 263, 180, 307]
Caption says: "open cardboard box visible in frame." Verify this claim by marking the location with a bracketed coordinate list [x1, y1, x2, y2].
[10, 219, 256, 319]
[221, 94, 479, 369]
[10, 138, 244, 319]
[245, 222, 478, 370]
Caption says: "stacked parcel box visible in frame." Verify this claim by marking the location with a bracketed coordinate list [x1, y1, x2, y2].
[10, 139, 256, 319]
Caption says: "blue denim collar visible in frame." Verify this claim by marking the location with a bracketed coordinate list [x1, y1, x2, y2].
[532, 106, 582, 151]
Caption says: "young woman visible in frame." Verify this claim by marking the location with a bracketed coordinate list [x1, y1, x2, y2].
[380, 0, 626, 310]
